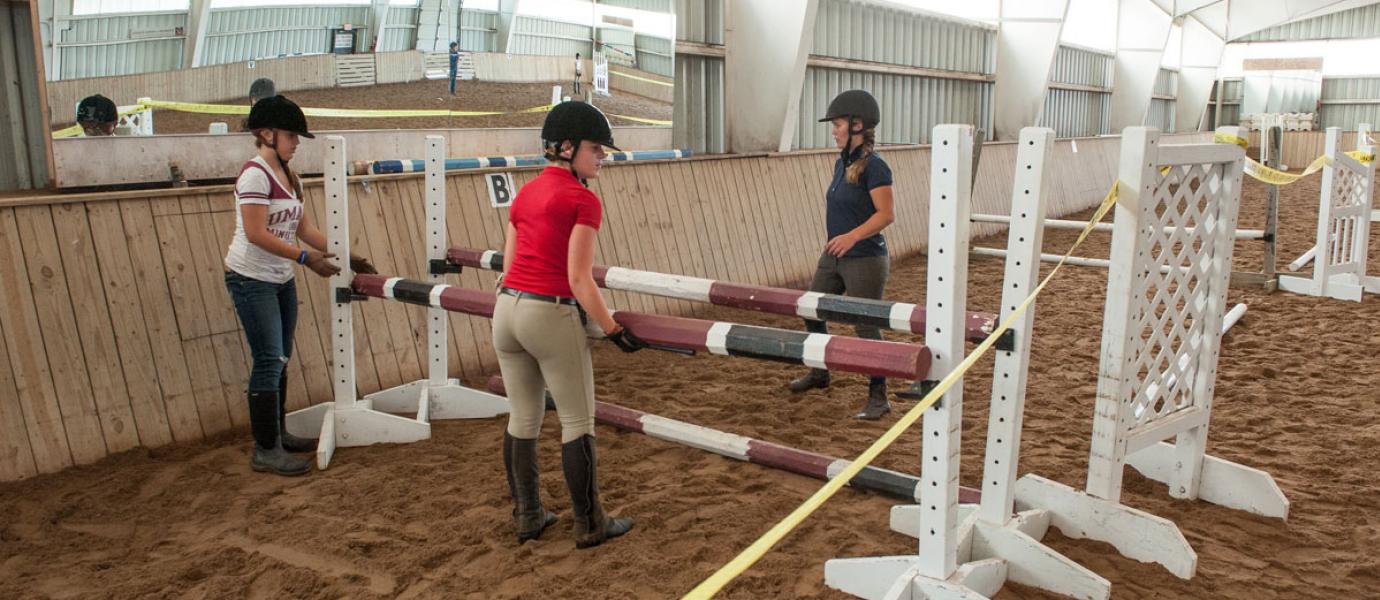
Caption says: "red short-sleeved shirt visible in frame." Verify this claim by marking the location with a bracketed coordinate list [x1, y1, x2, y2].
[502, 166, 603, 297]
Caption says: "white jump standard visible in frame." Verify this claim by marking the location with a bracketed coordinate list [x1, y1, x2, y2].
[282, 136, 511, 471]
[1278, 126, 1379, 301]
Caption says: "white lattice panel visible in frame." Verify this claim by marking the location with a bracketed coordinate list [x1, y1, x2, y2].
[1087, 128, 1245, 501]
[1279, 127, 1379, 301]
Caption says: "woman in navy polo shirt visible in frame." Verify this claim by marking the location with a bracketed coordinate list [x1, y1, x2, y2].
[492, 101, 645, 549]
[786, 89, 896, 420]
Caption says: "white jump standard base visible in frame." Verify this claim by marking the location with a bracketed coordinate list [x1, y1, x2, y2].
[285, 135, 509, 471]
[828, 127, 1111, 600]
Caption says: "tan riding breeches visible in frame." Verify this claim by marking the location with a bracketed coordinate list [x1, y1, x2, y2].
[492, 293, 597, 442]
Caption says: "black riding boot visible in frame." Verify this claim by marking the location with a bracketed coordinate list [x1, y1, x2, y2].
[561, 435, 633, 549]
[855, 379, 891, 420]
[504, 432, 558, 543]
[248, 391, 310, 476]
[278, 377, 318, 453]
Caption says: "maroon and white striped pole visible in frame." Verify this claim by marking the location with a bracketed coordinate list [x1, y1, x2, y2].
[352, 274, 932, 380]
[485, 375, 980, 504]
[446, 248, 1005, 346]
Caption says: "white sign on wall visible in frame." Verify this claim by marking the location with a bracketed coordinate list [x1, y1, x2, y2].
[594, 54, 610, 96]
[487, 172, 517, 208]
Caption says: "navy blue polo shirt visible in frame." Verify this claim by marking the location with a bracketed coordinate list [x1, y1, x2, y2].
[826, 146, 893, 258]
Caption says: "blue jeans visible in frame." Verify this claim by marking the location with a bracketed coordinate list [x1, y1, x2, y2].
[225, 271, 297, 393]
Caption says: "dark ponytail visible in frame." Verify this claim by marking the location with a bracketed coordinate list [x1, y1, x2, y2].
[845, 128, 876, 185]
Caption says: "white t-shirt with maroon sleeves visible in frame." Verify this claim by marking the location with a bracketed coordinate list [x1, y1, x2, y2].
[224, 156, 303, 283]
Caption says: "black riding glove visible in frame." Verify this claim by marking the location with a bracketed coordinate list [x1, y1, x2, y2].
[607, 326, 649, 353]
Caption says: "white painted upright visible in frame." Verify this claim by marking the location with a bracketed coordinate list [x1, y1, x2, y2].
[1014, 127, 1287, 584]
[285, 136, 473, 471]
[825, 125, 986, 600]
[979, 128, 1052, 525]
[916, 124, 972, 580]
[363, 135, 510, 420]
[1278, 127, 1380, 301]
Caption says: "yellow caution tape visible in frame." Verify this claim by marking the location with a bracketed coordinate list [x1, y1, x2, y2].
[1212, 131, 1373, 185]
[683, 181, 1124, 600]
[51, 104, 154, 139]
[137, 98, 538, 118]
[1214, 132, 1249, 149]
[607, 113, 672, 126]
[610, 70, 675, 87]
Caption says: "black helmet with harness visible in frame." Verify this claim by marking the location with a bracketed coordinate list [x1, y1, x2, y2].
[243, 94, 314, 180]
[541, 101, 619, 184]
[76, 94, 118, 124]
[819, 89, 880, 156]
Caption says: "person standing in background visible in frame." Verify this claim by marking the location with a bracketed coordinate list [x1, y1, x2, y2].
[573, 52, 583, 97]
[449, 42, 460, 96]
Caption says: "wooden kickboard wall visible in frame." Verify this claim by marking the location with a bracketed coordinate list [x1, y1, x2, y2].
[0, 133, 1202, 481]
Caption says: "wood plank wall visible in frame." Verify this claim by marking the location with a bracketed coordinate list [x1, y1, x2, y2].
[608, 67, 675, 104]
[1246, 129, 1368, 170]
[0, 134, 1164, 481]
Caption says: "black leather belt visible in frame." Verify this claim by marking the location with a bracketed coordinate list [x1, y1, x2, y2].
[499, 287, 579, 306]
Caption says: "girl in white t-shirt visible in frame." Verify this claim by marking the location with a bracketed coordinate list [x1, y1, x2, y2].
[224, 95, 375, 476]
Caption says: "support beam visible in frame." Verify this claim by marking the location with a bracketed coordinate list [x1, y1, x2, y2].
[367, 0, 390, 53]
[350, 274, 933, 380]
[182, 0, 210, 69]
[724, 0, 818, 153]
[1174, 16, 1225, 133]
[994, 0, 1069, 141]
[488, 0, 514, 53]
[1109, 0, 1172, 131]
[446, 247, 1002, 343]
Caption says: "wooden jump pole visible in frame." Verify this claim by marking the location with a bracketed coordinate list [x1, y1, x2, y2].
[447, 248, 1006, 346]
[483, 375, 980, 504]
[351, 274, 931, 380]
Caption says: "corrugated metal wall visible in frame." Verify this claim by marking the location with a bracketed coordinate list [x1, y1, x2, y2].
[674, 0, 722, 44]
[55, 12, 187, 79]
[1043, 88, 1109, 137]
[793, 1, 995, 149]
[1146, 68, 1178, 132]
[599, 26, 638, 65]
[1238, 3, 1380, 42]
[2, 2, 51, 190]
[379, 6, 420, 53]
[201, 6, 372, 67]
[598, 0, 673, 12]
[811, 0, 996, 74]
[1050, 44, 1112, 88]
[459, 9, 499, 52]
[795, 68, 993, 148]
[672, 55, 723, 152]
[1147, 98, 1177, 132]
[1321, 77, 1380, 128]
[635, 34, 673, 77]
[672, 0, 723, 153]
[1042, 44, 1113, 138]
[1207, 78, 1242, 127]
[508, 15, 593, 58]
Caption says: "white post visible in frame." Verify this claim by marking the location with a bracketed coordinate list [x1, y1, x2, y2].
[918, 124, 973, 579]
[426, 136, 448, 387]
[979, 127, 1052, 524]
[1086, 126, 1159, 502]
[326, 136, 357, 410]
[1313, 128, 1342, 294]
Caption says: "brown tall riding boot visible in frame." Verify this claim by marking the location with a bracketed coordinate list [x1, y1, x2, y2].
[503, 432, 558, 543]
[787, 368, 831, 393]
[855, 380, 891, 420]
[561, 434, 633, 549]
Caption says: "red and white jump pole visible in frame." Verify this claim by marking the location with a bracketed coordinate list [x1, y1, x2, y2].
[446, 248, 1005, 346]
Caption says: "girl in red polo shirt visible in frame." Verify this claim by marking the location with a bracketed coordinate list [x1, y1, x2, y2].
[493, 101, 646, 549]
